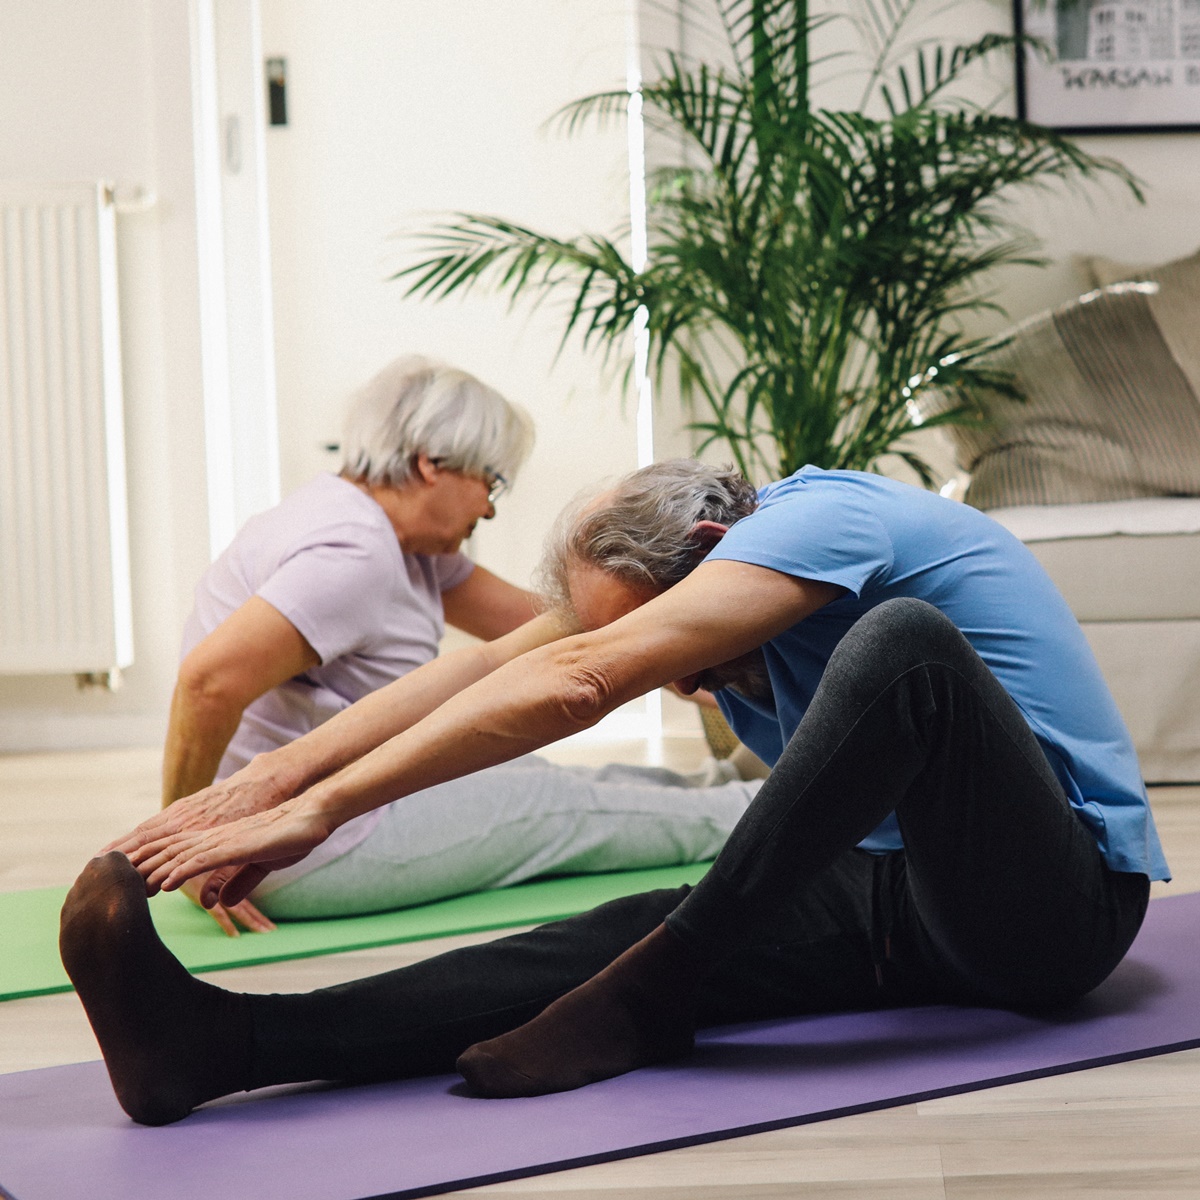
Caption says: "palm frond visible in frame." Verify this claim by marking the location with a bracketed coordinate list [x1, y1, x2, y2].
[875, 33, 1022, 114]
[395, 215, 642, 359]
[398, 0, 1141, 485]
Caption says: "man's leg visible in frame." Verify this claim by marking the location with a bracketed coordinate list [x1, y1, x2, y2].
[60, 853, 255, 1126]
[61, 845, 893, 1125]
[458, 599, 1149, 1095]
[61, 852, 686, 1125]
[254, 757, 756, 919]
[669, 598, 1148, 1008]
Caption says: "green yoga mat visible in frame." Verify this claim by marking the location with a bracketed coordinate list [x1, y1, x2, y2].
[0, 862, 709, 1002]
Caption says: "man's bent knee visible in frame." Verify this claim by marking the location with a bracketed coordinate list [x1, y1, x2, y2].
[831, 598, 970, 676]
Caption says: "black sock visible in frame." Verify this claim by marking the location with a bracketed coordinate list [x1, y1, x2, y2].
[59, 852, 252, 1125]
[456, 923, 703, 1098]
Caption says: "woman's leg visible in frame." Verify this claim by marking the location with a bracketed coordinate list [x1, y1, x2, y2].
[458, 599, 1148, 1095]
[255, 757, 757, 919]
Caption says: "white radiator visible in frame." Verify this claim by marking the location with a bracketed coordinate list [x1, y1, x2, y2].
[0, 181, 133, 677]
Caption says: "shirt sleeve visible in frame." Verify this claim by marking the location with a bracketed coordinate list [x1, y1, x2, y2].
[257, 528, 397, 665]
[705, 482, 895, 598]
[431, 552, 475, 593]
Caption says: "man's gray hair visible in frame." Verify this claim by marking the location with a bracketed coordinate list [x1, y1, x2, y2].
[540, 459, 759, 611]
[340, 355, 534, 486]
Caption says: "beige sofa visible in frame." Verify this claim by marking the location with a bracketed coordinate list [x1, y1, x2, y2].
[943, 247, 1200, 782]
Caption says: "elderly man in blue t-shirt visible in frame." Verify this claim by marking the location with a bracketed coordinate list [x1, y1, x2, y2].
[63, 459, 1167, 1124]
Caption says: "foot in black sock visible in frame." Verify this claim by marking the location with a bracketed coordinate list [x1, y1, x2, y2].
[456, 924, 700, 1098]
[59, 852, 252, 1125]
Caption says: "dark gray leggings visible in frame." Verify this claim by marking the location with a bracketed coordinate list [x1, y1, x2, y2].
[667, 597, 1149, 1010]
[249, 599, 1149, 1089]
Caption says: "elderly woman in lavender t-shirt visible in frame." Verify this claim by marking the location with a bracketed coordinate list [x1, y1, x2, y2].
[165, 356, 759, 935]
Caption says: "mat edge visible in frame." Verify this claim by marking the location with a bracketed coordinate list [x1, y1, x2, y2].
[354, 1035, 1200, 1199]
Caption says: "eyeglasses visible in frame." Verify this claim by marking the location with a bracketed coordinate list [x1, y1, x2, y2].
[432, 459, 508, 504]
[483, 470, 508, 505]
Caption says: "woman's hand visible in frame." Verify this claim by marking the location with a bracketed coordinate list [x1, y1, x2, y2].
[179, 873, 277, 937]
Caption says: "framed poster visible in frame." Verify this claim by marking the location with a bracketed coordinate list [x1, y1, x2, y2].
[1015, 0, 1200, 133]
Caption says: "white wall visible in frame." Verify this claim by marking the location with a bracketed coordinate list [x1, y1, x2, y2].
[971, 134, 1200, 327]
[261, 0, 644, 589]
[0, 0, 653, 752]
[2, 0, 1194, 752]
[806, 0, 1200, 329]
[891, 2, 1200, 334]
[0, 0, 213, 751]
[894, 3, 1200, 480]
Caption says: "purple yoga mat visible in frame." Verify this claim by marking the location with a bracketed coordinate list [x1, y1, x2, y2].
[3, 891, 1199, 1200]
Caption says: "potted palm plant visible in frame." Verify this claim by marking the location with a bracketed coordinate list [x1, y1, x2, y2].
[397, 0, 1138, 484]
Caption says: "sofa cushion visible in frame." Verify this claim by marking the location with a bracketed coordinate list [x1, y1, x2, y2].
[988, 499, 1200, 622]
[946, 248, 1200, 509]
[1083, 246, 1200, 394]
[1077, 621, 1200, 782]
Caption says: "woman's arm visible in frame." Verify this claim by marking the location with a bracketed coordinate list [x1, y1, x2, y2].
[159, 600, 321, 936]
[161, 596, 320, 934]
[441, 565, 540, 641]
[163, 597, 321, 805]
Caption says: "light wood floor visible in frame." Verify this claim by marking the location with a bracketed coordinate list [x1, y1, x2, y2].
[3, 745, 1199, 1198]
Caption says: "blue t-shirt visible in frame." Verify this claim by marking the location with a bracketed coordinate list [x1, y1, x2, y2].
[706, 467, 1169, 880]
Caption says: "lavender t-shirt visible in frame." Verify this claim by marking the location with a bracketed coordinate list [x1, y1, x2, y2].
[180, 473, 474, 877]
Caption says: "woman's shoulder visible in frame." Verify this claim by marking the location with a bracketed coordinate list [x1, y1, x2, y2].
[254, 475, 392, 549]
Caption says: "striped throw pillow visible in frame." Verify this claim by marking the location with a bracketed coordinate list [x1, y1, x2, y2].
[949, 251, 1200, 510]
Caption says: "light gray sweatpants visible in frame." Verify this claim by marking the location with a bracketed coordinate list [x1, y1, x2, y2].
[252, 755, 759, 919]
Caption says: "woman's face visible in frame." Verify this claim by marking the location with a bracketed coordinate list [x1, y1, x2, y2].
[403, 462, 497, 555]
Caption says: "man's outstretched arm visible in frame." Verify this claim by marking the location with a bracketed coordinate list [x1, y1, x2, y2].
[120, 561, 841, 908]
[110, 608, 573, 857]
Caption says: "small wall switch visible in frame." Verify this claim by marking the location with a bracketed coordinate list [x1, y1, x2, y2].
[266, 57, 288, 126]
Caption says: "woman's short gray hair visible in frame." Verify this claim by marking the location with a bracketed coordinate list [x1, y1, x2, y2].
[539, 459, 759, 612]
[340, 355, 534, 486]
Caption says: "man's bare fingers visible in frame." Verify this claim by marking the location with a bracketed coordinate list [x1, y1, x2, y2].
[101, 822, 157, 855]
[124, 839, 174, 869]
[147, 845, 214, 893]
[120, 816, 198, 863]
[102, 811, 181, 856]
[198, 868, 238, 909]
[218, 864, 272, 909]
[101, 832, 140, 855]
[129, 843, 193, 895]
[130, 835, 202, 876]
[179, 875, 251, 938]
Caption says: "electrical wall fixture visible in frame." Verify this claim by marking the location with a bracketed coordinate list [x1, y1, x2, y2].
[266, 57, 287, 126]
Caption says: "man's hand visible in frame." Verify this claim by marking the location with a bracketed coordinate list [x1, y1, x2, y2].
[179, 873, 277, 937]
[107, 762, 293, 859]
[123, 796, 330, 909]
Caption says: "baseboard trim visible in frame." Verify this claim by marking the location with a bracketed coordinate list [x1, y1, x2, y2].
[0, 714, 165, 754]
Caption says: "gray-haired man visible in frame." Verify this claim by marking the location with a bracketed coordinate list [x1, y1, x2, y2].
[63, 459, 1166, 1123]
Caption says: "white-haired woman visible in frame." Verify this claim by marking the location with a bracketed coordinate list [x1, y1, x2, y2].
[164, 356, 758, 934]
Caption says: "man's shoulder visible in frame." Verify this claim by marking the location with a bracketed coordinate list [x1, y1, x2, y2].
[755, 469, 1001, 543]
[746, 468, 903, 528]
[756, 466, 902, 504]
